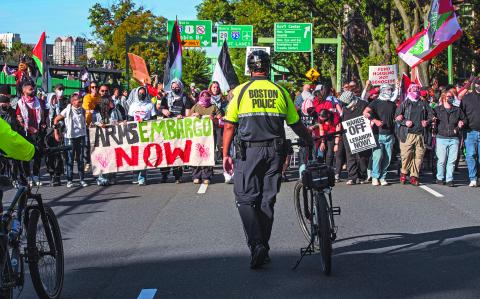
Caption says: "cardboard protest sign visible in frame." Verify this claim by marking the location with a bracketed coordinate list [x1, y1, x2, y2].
[368, 65, 398, 86]
[128, 53, 151, 85]
[90, 117, 215, 175]
[342, 116, 377, 154]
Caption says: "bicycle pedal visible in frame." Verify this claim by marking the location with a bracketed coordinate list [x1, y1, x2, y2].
[332, 206, 341, 215]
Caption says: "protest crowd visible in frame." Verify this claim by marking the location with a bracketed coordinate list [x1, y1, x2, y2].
[1, 68, 479, 190]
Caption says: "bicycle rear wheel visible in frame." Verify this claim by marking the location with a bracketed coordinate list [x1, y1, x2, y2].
[315, 192, 332, 276]
[293, 180, 312, 244]
[27, 207, 64, 299]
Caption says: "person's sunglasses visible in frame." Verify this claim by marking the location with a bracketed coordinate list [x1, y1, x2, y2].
[100, 90, 108, 93]
[90, 86, 97, 89]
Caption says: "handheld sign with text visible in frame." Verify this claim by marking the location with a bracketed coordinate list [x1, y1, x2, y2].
[342, 116, 377, 154]
[90, 117, 215, 175]
[128, 53, 151, 85]
[368, 65, 398, 86]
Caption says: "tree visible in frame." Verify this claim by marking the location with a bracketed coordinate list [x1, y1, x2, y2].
[5, 41, 33, 64]
[88, 0, 168, 82]
[197, 0, 479, 88]
[182, 49, 212, 89]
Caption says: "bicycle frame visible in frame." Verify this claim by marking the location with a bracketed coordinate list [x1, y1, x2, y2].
[0, 186, 58, 290]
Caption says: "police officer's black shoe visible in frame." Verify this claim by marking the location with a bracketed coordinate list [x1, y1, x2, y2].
[250, 244, 267, 269]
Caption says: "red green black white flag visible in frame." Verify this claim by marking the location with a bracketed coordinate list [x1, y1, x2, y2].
[32, 32, 46, 75]
[396, 0, 462, 68]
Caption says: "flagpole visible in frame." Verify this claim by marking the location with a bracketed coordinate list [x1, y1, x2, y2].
[448, 45, 453, 84]
[42, 32, 48, 92]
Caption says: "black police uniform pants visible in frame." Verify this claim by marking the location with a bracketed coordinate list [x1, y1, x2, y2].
[234, 146, 284, 251]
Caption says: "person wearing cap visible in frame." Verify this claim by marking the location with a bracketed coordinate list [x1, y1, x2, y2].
[363, 84, 399, 186]
[338, 91, 370, 185]
[395, 84, 435, 186]
[223, 50, 313, 269]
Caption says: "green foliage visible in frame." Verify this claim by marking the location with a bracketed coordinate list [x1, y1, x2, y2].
[88, 0, 167, 80]
[4, 41, 33, 63]
[182, 50, 211, 90]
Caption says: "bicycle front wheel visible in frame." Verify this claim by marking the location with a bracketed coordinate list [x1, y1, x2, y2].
[315, 192, 332, 276]
[0, 260, 13, 299]
[293, 180, 312, 243]
[27, 207, 64, 299]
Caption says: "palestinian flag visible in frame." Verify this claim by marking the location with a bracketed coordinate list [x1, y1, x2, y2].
[163, 20, 182, 91]
[211, 40, 239, 92]
[32, 32, 46, 75]
[397, 0, 462, 68]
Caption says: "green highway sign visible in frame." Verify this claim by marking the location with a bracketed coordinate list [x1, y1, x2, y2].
[274, 23, 312, 52]
[167, 20, 212, 47]
[217, 25, 253, 48]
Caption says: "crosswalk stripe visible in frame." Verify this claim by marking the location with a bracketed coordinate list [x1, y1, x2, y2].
[197, 183, 208, 194]
[420, 185, 444, 198]
[137, 289, 157, 299]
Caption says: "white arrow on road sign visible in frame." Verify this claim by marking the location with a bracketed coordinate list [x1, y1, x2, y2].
[304, 25, 311, 38]
[202, 40, 209, 47]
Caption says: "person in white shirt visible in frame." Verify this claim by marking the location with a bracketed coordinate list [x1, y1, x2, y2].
[128, 86, 156, 185]
[53, 93, 88, 188]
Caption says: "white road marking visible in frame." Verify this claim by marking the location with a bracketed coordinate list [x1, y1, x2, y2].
[137, 289, 157, 299]
[419, 185, 444, 198]
[197, 183, 208, 194]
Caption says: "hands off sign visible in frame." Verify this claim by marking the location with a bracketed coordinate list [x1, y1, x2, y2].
[90, 117, 215, 175]
[368, 65, 398, 86]
[342, 116, 377, 154]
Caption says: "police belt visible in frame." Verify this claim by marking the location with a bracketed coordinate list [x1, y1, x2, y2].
[243, 139, 283, 148]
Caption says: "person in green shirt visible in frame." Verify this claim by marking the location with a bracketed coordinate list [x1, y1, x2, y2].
[0, 117, 35, 161]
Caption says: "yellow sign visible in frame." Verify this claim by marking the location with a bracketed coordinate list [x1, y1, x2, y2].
[182, 40, 201, 47]
[305, 68, 320, 81]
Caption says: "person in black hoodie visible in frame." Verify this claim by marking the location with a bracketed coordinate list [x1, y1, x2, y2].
[0, 86, 25, 187]
[434, 91, 465, 187]
[461, 77, 480, 187]
[338, 91, 370, 185]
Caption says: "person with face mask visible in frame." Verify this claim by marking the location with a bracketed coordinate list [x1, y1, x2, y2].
[16, 82, 48, 187]
[395, 84, 435, 186]
[461, 77, 480, 187]
[47, 84, 67, 126]
[338, 91, 371, 185]
[190, 90, 221, 184]
[208, 81, 228, 163]
[434, 91, 465, 187]
[127, 86, 156, 185]
[159, 79, 192, 184]
[363, 84, 399, 186]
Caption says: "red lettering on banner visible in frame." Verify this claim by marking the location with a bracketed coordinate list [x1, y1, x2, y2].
[115, 146, 139, 167]
[164, 140, 192, 165]
[143, 143, 163, 167]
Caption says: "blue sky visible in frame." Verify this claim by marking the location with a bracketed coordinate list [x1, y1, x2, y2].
[0, 0, 202, 44]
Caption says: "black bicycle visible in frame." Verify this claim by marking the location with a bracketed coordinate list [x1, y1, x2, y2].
[291, 138, 341, 275]
[0, 147, 67, 299]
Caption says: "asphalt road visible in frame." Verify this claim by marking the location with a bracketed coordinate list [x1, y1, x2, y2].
[3, 165, 480, 299]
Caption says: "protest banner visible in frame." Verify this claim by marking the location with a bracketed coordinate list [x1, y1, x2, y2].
[368, 65, 398, 86]
[128, 53, 151, 84]
[342, 116, 377, 154]
[90, 117, 215, 175]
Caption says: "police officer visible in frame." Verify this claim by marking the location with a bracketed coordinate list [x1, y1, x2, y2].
[223, 50, 313, 269]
